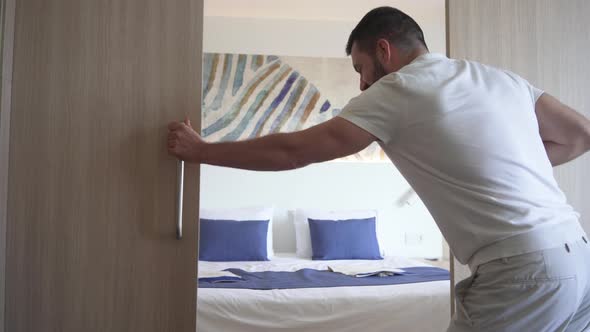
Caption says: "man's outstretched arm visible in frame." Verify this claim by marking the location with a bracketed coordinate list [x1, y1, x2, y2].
[535, 93, 590, 166]
[167, 117, 377, 171]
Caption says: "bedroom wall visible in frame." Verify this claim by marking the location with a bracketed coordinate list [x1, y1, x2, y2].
[201, 163, 443, 258]
[204, 0, 446, 58]
[201, 0, 447, 259]
[447, 0, 590, 316]
[448, 0, 590, 246]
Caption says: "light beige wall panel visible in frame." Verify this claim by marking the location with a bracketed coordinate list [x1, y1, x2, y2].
[448, 0, 590, 231]
[448, 0, 590, 315]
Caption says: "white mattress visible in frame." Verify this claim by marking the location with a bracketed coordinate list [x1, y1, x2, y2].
[197, 254, 450, 332]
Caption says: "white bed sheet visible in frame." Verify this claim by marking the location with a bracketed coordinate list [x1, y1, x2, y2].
[197, 254, 450, 332]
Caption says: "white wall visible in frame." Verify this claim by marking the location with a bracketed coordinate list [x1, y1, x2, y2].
[201, 0, 447, 258]
[204, 0, 446, 57]
[205, 0, 445, 21]
[200, 162, 443, 258]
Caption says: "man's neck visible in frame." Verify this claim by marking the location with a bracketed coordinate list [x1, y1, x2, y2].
[402, 48, 430, 66]
[388, 47, 429, 73]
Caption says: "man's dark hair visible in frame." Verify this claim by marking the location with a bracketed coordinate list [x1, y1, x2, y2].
[346, 7, 428, 56]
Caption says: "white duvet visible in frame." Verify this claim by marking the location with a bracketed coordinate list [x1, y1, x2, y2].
[197, 254, 450, 332]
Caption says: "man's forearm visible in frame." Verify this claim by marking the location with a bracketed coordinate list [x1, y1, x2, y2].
[200, 132, 308, 171]
[544, 140, 589, 166]
[168, 117, 373, 170]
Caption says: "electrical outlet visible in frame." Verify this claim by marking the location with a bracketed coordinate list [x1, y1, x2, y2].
[405, 233, 423, 246]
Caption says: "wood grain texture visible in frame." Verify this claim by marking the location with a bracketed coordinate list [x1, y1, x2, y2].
[0, 0, 15, 330]
[5, 1, 202, 331]
[448, 0, 590, 311]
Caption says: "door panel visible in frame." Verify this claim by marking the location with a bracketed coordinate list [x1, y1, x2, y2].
[5, 1, 202, 331]
[0, 0, 16, 330]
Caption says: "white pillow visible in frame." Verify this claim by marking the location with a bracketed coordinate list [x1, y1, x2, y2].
[200, 206, 275, 258]
[293, 208, 384, 258]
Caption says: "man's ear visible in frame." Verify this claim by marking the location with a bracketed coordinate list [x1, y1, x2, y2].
[375, 38, 391, 63]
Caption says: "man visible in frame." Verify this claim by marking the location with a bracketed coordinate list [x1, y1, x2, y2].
[168, 7, 590, 332]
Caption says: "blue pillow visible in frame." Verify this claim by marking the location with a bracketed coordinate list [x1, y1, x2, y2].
[308, 217, 383, 260]
[199, 219, 269, 261]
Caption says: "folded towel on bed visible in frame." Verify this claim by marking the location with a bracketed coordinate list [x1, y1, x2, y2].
[198, 270, 242, 283]
[328, 265, 405, 278]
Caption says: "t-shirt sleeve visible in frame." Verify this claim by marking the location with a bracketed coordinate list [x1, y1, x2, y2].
[337, 81, 403, 145]
[503, 70, 544, 104]
[530, 84, 544, 103]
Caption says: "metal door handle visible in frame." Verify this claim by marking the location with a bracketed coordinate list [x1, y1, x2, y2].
[176, 160, 184, 239]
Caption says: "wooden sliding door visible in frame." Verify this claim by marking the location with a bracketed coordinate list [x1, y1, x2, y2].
[2, 1, 203, 331]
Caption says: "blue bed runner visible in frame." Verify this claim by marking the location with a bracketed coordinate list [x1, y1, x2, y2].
[198, 266, 449, 290]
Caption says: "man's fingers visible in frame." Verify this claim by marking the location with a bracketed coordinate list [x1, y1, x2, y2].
[167, 118, 199, 162]
[168, 121, 183, 130]
[167, 142, 179, 154]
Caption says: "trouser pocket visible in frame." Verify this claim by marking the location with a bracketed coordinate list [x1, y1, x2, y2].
[454, 275, 476, 325]
[457, 250, 579, 332]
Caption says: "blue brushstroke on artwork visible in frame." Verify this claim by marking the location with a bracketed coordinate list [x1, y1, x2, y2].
[221, 65, 291, 141]
[202, 59, 281, 138]
[248, 71, 300, 139]
[208, 54, 233, 111]
[287, 85, 318, 132]
[202, 53, 214, 101]
[266, 55, 279, 63]
[251, 55, 263, 71]
[269, 77, 307, 133]
[233, 55, 247, 96]
[320, 100, 331, 113]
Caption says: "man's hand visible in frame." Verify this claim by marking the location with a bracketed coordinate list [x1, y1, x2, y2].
[167, 117, 204, 163]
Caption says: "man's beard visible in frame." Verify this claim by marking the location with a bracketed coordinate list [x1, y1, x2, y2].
[371, 57, 388, 86]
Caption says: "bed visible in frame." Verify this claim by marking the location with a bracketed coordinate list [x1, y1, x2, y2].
[197, 254, 450, 332]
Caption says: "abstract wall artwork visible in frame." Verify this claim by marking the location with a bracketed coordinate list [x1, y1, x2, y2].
[201, 53, 387, 161]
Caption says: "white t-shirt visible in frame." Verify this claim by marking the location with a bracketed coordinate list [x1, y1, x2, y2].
[338, 53, 581, 265]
